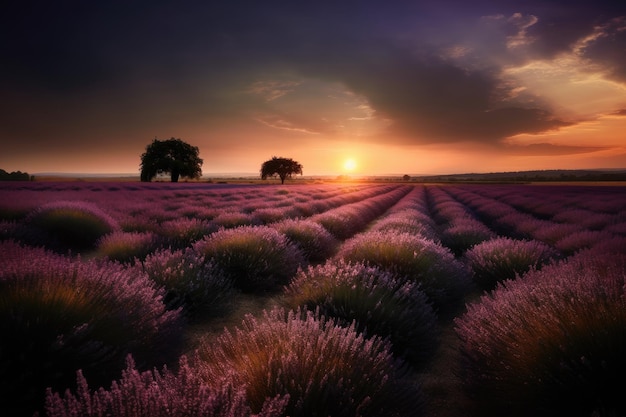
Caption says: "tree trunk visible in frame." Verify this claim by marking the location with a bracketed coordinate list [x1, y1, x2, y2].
[280, 174, 286, 184]
[171, 170, 180, 182]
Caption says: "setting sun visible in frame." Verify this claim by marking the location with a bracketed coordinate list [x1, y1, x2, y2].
[343, 158, 357, 171]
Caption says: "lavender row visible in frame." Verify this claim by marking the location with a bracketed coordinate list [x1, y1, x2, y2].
[425, 186, 496, 255]
[442, 185, 626, 256]
[0, 184, 407, 257]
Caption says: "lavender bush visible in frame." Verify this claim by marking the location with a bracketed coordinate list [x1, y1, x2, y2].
[441, 219, 496, 255]
[158, 218, 217, 249]
[553, 230, 612, 255]
[26, 201, 120, 251]
[142, 248, 234, 317]
[372, 210, 439, 242]
[337, 230, 471, 309]
[212, 211, 257, 228]
[283, 260, 438, 367]
[464, 237, 559, 290]
[193, 226, 304, 292]
[0, 241, 182, 416]
[96, 231, 159, 263]
[196, 308, 422, 417]
[455, 254, 626, 416]
[273, 218, 339, 262]
[45, 355, 288, 417]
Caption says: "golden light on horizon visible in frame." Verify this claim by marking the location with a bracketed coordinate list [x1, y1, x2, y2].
[343, 158, 357, 172]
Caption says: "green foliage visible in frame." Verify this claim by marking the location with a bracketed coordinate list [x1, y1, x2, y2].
[140, 137, 203, 182]
[260, 157, 303, 184]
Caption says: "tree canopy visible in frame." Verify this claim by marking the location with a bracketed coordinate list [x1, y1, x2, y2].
[140, 138, 203, 182]
[260, 157, 303, 184]
[0, 169, 30, 181]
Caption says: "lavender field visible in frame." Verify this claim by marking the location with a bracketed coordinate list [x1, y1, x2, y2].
[1, 181, 625, 417]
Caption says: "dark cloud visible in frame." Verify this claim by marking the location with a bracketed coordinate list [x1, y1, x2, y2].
[504, 143, 610, 156]
[278, 38, 570, 144]
[577, 16, 626, 83]
[0, 0, 624, 157]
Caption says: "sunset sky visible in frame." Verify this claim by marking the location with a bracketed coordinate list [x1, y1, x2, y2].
[1, 0, 625, 176]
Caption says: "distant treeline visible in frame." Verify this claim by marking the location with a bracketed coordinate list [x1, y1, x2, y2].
[0, 169, 32, 181]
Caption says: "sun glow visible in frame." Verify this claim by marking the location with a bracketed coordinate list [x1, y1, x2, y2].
[343, 158, 357, 171]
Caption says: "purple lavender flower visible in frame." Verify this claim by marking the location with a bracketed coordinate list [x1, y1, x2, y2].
[192, 226, 304, 292]
[44, 355, 285, 417]
[284, 260, 438, 367]
[464, 237, 559, 290]
[26, 200, 120, 251]
[196, 307, 422, 417]
[273, 218, 339, 262]
[337, 230, 471, 309]
[455, 254, 626, 416]
[142, 247, 234, 317]
[0, 241, 182, 416]
[96, 231, 159, 263]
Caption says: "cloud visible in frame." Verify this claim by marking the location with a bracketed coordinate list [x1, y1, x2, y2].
[1, 0, 624, 167]
[505, 13, 540, 49]
[288, 38, 570, 145]
[253, 112, 321, 134]
[247, 80, 302, 102]
[504, 142, 609, 156]
[576, 16, 626, 83]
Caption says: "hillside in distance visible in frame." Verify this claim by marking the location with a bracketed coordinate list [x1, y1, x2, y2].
[413, 169, 626, 183]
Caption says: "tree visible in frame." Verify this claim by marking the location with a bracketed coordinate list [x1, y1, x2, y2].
[0, 169, 30, 181]
[140, 138, 203, 182]
[260, 157, 303, 184]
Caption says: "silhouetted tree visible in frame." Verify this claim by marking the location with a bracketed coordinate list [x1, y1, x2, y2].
[403, 174, 411, 181]
[260, 157, 303, 184]
[140, 138, 203, 182]
[0, 169, 30, 181]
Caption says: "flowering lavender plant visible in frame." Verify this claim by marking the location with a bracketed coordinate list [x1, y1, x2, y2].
[212, 211, 257, 228]
[193, 226, 304, 292]
[156, 217, 217, 249]
[0, 241, 182, 416]
[96, 231, 159, 263]
[142, 248, 234, 317]
[455, 254, 626, 416]
[273, 218, 339, 262]
[464, 237, 558, 290]
[337, 230, 471, 309]
[372, 210, 439, 242]
[283, 260, 438, 367]
[26, 200, 120, 251]
[44, 355, 288, 417]
[196, 308, 422, 417]
[440, 219, 496, 255]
